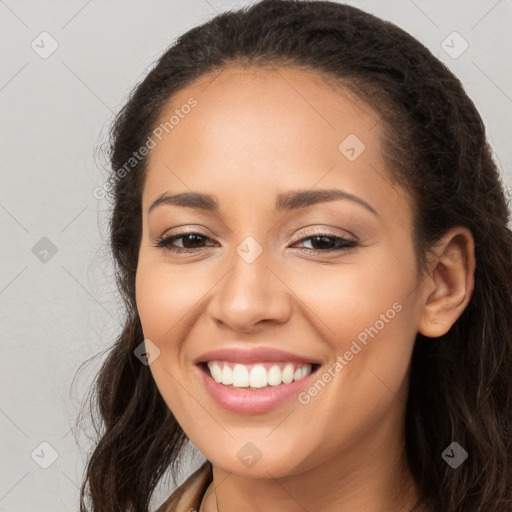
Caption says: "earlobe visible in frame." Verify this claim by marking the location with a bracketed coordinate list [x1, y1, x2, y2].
[417, 227, 476, 338]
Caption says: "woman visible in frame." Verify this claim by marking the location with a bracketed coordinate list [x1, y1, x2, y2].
[78, 1, 512, 511]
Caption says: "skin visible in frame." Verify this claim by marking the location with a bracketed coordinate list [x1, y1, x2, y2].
[135, 66, 475, 512]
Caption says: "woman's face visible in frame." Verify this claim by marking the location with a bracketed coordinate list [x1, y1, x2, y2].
[135, 66, 428, 478]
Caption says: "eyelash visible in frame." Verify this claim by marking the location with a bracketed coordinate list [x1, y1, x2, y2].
[153, 229, 358, 255]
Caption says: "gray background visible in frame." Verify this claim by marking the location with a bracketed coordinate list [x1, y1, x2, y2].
[1, 1, 511, 510]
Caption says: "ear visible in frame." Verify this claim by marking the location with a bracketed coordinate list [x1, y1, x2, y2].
[417, 227, 476, 338]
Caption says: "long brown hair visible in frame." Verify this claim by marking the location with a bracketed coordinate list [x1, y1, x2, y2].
[76, 1, 512, 510]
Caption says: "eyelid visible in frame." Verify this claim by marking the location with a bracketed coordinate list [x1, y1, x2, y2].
[286, 225, 358, 244]
[158, 224, 216, 239]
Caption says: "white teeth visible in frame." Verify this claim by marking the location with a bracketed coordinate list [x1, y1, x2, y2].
[206, 361, 314, 388]
[232, 364, 249, 387]
[282, 364, 294, 384]
[221, 365, 233, 385]
[249, 365, 268, 388]
[209, 363, 223, 383]
[267, 365, 282, 386]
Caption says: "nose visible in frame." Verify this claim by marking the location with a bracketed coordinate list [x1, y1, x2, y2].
[207, 247, 292, 334]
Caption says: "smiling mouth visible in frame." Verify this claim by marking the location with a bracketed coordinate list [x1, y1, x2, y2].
[198, 361, 321, 390]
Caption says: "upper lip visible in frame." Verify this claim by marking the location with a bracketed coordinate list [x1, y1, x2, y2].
[195, 346, 322, 365]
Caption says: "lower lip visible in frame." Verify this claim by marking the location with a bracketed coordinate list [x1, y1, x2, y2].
[196, 363, 320, 414]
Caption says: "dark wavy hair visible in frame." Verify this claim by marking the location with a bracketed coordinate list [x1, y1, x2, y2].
[76, 1, 512, 510]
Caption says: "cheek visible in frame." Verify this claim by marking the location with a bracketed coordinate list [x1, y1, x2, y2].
[135, 257, 203, 341]
[300, 246, 419, 397]
[300, 249, 415, 342]
[135, 260, 201, 409]
[135, 266, 169, 339]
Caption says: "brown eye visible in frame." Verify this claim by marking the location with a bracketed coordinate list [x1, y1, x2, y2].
[155, 232, 217, 253]
[291, 234, 358, 254]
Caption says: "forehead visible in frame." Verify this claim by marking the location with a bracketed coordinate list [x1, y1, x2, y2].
[149, 64, 380, 165]
[142, 65, 408, 223]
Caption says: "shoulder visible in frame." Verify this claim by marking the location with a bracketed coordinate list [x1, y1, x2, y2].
[155, 460, 213, 512]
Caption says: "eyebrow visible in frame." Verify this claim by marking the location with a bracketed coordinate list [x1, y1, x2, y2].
[148, 189, 378, 217]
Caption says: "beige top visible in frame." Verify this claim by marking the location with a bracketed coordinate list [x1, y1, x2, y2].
[156, 461, 213, 512]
